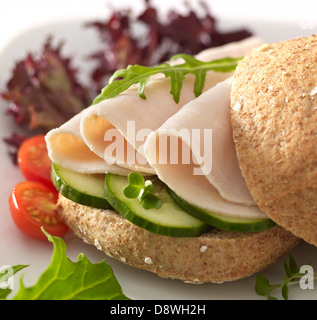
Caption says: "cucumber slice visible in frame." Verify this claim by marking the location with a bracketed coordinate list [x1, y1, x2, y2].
[104, 173, 210, 237]
[51, 163, 112, 209]
[167, 187, 275, 232]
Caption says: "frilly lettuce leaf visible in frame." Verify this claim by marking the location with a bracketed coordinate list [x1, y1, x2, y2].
[87, 0, 252, 89]
[3, 229, 129, 300]
[0, 264, 29, 299]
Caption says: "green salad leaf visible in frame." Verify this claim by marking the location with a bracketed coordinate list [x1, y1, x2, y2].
[92, 54, 241, 105]
[6, 228, 129, 300]
[0, 264, 29, 299]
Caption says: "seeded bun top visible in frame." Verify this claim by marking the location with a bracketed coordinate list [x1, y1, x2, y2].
[230, 35, 317, 246]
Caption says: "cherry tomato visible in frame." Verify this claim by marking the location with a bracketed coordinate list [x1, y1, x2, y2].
[9, 181, 68, 240]
[17, 135, 55, 190]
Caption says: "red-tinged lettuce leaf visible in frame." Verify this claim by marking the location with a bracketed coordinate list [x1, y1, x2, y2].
[1, 37, 91, 132]
[2, 133, 27, 165]
[87, 0, 252, 90]
[1, 37, 92, 163]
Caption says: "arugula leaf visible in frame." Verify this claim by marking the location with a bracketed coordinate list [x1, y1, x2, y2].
[124, 172, 162, 210]
[12, 228, 129, 300]
[92, 54, 241, 105]
[87, 0, 252, 89]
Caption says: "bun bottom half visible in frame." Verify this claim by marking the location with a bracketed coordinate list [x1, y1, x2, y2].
[57, 194, 299, 284]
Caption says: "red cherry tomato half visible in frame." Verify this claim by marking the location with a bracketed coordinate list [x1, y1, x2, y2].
[17, 135, 55, 190]
[9, 181, 68, 240]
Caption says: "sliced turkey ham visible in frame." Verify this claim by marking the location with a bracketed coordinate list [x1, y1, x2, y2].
[144, 78, 266, 218]
[46, 36, 263, 176]
[45, 112, 131, 175]
[80, 71, 228, 174]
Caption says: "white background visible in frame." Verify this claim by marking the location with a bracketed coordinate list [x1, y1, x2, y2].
[1, 0, 317, 51]
[1, 0, 317, 300]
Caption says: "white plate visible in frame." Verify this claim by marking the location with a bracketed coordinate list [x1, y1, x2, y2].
[0, 17, 317, 301]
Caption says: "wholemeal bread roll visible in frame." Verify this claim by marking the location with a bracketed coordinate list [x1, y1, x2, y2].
[51, 36, 316, 284]
[57, 194, 299, 284]
[231, 35, 317, 247]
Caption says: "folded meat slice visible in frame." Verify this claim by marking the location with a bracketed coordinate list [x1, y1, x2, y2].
[45, 111, 131, 174]
[46, 36, 263, 175]
[80, 37, 264, 174]
[144, 78, 266, 219]
[80, 72, 227, 174]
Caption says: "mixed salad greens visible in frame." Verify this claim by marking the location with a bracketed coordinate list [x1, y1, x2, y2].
[1, 0, 252, 164]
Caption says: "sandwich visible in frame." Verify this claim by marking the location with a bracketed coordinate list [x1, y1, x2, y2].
[45, 35, 314, 284]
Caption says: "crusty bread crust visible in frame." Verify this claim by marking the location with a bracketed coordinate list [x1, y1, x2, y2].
[57, 194, 299, 284]
[231, 35, 317, 246]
